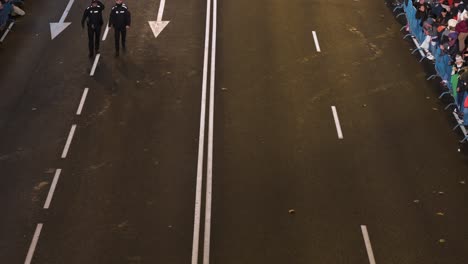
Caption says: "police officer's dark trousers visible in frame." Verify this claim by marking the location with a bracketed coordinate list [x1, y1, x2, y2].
[88, 24, 101, 54]
[114, 28, 126, 52]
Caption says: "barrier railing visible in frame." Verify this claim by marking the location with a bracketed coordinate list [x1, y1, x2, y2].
[394, 0, 468, 142]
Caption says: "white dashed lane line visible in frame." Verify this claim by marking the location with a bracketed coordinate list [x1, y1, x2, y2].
[61, 124, 77, 159]
[76, 88, 89, 115]
[312, 31, 321, 52]
[90, 54, 101, 76]
[24, 223, 43, 264]
[43, 169, 62, 209]
[361, 225, 377, 264]
[331, 106, 344, 139]
[102, 22, 110, 41]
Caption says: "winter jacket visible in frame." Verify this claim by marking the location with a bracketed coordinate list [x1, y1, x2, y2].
[456, 20, 468, 33]
[109, 3, 131, 30]
[81, 1, 105, 28]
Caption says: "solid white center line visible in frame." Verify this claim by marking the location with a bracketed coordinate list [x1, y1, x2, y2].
[102, 22, 110, 41]
[191, 0, 211, 262]
[312, 31, 321, 52]
[43, 169, 62, 209]
[0, 21, 15, 43]
[361, 225, 377, 264]
[90, 54, 101, 76]
[61, 124, 77, 158]
[76, 88, 89, 115]
[331, 106, 343, 139]
[203, 0, 217, 263]
[24, 223, 43, 264]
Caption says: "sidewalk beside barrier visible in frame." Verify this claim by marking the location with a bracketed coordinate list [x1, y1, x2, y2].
[394, 0, 468, 143]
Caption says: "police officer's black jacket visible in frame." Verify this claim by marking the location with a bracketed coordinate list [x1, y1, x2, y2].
[109, 3, 131, 30]
[81, 1, 105, 28]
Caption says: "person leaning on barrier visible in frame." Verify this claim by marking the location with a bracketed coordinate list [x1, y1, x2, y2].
[109, 0, 131, 57]
[440, 19, 458, 44]
[82, 0, 105, 58]
[439, 33, 458, 60]
[0, 1, 8, 31]
[423, 14, 438, 38]
[457, 65, 468, 112]
[0, 0, 25, 30]
[416, 2, 430, 27]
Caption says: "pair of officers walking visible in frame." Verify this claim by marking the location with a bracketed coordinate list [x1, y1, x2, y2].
[81, 0, 131, 58]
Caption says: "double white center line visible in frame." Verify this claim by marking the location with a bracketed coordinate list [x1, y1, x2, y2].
[191, 0, 217, 263]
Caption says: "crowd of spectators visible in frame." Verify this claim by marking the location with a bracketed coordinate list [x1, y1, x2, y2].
[410, 0, 468, 118]
[0, 0, 25, 32]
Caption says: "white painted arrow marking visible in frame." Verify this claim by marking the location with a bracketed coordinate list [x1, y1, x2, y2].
[50, 0, 75, 40]
[148, 0, 170, 38]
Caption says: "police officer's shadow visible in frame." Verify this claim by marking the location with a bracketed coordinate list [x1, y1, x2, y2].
[91, 52, 147, 94]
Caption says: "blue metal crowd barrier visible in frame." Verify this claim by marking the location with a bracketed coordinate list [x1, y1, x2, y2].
[394, 0, 468, 142]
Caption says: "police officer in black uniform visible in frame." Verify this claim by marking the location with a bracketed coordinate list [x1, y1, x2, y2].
[81, 0, 105, 58]
[109, 0, 131, 56]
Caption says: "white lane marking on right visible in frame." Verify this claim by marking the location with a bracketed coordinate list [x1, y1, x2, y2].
[43, 169, 62, 209]
[0, 21, 15, 43]
[312, 31, 321, 52]
[361, 225, 377, 264]
[102, 22, 110, 41]
[331, 106, 343, 139]
[61, 124, 77, 158]
[76, 88, 89, 115]
[191, 0, 211, 262]
[203, 0, 217, 263]
[90, 54, 101, 76]
[24, 223, 43, 264]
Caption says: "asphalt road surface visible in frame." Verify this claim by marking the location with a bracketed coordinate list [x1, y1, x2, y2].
[1, 0, 468, 263]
